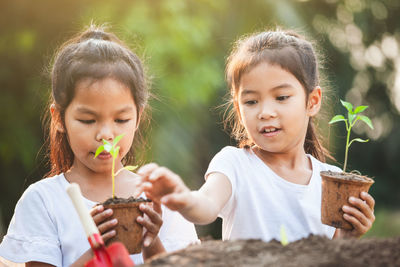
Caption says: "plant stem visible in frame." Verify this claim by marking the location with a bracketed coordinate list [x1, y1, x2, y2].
[343, 125, 352, 173]
[112, 155, 116, 198]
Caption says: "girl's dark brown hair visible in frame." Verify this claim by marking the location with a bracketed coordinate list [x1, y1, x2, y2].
[46, 24, 149, 177]
[225, 29, 332, 162]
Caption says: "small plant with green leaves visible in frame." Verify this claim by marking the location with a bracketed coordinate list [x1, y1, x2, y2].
[94, 133, 137, 199]
[329, 100, 374, 172]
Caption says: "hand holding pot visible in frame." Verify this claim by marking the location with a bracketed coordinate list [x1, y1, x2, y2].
[91, 205, 118, 245]
[335, 192, 375, 238]
[136, 201, 163, 248]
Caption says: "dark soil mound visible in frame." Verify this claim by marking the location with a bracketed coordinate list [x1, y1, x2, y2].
[142, 235, 400, 266]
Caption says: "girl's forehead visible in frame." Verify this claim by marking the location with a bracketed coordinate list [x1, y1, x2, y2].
[239, 63, 303, 91]
[71, 77, 136, 107]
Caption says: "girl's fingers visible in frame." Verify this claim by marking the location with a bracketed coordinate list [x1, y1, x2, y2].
[342, 205, 369, 228]
[101, 229, 116, 242]
[137, 215, 159, 234]
[139, 204, 163, 226]
[137, 163, 159, 179]
[349, 196, 375, 221]
[147, 166, 177, 183]
[92, 208, 114, 225]
[143, 232, 156, 247]
[90, 205, 104, 216]
[161, 193, 190, 211]
[152, 201, 163, 215]
[360, 192, 375, 211]
[97, 218, 118, 234]
[342, 213, 366, 234]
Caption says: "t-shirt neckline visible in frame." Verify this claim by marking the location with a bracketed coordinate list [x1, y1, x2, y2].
[248, 148, 317, 189]
[60, 173, 99, 206]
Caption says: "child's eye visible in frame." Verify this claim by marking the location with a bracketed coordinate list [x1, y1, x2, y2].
[78, 119, 95, 124]
[277, 95, 290, 101]
[115, 119, 130, 123]
[244, 100, 257, 105]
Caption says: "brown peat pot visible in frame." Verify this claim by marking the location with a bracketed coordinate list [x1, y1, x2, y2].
[103, 198, 151, 254]
[320, 170, 374, 230]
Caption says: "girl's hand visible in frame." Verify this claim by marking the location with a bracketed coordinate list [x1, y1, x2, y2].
[137, 201, 163, 248]
[137, 163, 192, 211]
[335, 192, 375, 238]
[90, 205, 118, 245]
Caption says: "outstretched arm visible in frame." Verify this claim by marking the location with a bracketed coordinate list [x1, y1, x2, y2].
[137, 163, 232, 225]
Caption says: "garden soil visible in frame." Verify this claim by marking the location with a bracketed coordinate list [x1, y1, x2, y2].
[142, 235, 400, 266]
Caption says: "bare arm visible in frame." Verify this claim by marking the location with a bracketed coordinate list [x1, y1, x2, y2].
[26, 263, 55, 267]
[26, 249, 94, 267]
[138, 164, 232, 225]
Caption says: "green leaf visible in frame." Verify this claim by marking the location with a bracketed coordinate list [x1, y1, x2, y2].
[348, 112, 356, 125]
[104, 143, 112, 153]
[103, 139, 111, 146]
[124, 165, 138, 171]
[329, 115, 346, 124]
[358, 115, 374, 129]
[349, 138, 369, 147]
[340, 100, 353, 113]
[354, 105, 368, 114]
[94, 145, 105, 158]
[110, 146, 120, 158]
[113, 134, 125, 147]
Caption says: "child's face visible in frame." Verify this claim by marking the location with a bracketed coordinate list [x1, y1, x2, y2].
[63, 77, 139, 175]
[238, 62, 318, 154]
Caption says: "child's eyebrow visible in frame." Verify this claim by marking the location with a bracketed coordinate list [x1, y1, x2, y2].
[76, 107, 96, 115]
[115, 106, 134, 114]
[75, 106, 134, 114]
[240, 83, 294, 96]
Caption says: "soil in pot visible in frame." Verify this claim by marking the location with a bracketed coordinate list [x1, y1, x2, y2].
[101, 196, 151, 254]
[321, 170, 374, 230]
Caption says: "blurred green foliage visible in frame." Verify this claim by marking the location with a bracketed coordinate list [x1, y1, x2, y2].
[1, 0, 400, 239]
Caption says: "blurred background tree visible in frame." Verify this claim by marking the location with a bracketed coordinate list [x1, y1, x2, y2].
[1, 0, 399, 239]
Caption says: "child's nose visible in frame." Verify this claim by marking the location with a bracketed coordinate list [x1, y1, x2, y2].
[258, 104, 277, 120]
[96, 125, 114, 142]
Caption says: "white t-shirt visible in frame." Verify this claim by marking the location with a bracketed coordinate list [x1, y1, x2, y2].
[205, 146, 341, 242]
[0, 174, 199, 266]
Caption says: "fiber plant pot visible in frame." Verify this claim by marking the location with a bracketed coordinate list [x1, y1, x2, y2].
[320, 171, 374, 230]
[102, 197, 151, 254]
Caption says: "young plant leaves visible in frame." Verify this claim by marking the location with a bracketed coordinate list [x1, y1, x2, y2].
[329, 115, 346, 124]
[354, 105, 368, 114]
[340, 100, 353, 113]
[359, 115, 374, 129]
[330, 99, 374, 172]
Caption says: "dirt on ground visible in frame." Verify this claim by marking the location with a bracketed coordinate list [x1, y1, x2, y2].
[142, 235, 400, 266]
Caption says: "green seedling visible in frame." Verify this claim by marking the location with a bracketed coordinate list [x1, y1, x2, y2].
[280, 225, 289, 246]
[94, 133, 137, 198]
[329, 100, 374, 172]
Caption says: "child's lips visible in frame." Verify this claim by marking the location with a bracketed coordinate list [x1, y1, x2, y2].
[95, 152, 112, 159]
[259, 127, 281, 137]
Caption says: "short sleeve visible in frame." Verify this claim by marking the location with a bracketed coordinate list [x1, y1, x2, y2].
[205, 146, 238, 218]
[158, 205, 199, 252]
[0, 184, 61, 266]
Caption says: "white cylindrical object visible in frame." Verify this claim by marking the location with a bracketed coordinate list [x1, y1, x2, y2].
[66, 183, 99, 237]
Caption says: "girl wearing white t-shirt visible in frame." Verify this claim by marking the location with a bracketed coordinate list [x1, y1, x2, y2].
[137, 29, 375, 242]
[0, 25, 198, 266]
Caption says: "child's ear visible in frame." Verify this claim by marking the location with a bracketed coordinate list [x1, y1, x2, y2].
[307, 86, 322, 117]
[50, 104, 65, 133]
